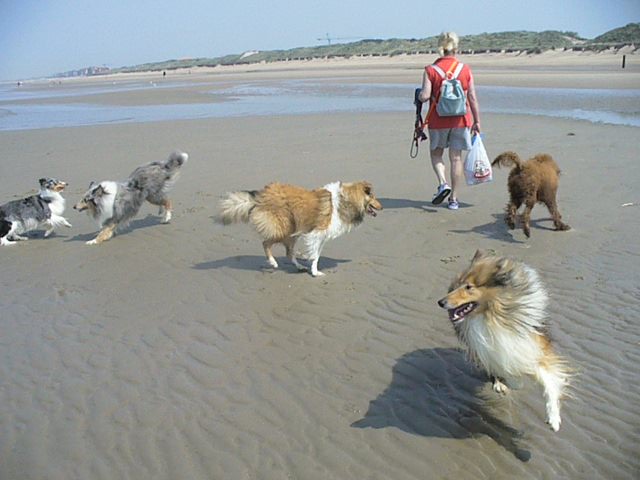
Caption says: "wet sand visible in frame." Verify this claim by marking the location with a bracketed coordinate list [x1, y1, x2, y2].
[0, 57, 639, 479]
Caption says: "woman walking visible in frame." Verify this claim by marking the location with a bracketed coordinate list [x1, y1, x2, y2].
[418, 32, 481, 210]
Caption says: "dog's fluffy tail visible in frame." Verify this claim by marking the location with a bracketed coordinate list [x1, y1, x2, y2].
[492, 151, 523, 170]
[217, 190, 258, 225]
[163, 151, 189, 171]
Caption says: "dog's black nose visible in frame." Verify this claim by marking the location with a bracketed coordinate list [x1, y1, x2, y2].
[437, 298, 446, 308]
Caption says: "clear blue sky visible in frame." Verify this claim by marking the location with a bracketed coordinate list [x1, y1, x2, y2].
[1, 0, 638, 80]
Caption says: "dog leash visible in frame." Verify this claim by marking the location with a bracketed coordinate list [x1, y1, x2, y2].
[410, 88, 427, 158]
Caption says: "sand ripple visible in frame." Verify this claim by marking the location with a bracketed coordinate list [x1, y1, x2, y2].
[0, 112, 638, 478]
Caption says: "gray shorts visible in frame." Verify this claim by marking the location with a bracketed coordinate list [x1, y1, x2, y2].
[429, 127, 472, 151]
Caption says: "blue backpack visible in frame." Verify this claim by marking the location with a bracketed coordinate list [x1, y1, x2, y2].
[431, 62, 467, 117]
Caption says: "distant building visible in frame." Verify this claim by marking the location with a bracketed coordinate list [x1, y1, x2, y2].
[54, 66, 111, 78]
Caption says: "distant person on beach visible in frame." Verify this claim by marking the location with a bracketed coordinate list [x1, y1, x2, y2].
[418, 31, 481, 210]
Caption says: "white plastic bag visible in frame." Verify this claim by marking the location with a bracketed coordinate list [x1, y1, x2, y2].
[464, 134, 492, 185]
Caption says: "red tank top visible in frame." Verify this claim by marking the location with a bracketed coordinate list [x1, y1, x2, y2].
[426, 56, 474, 129]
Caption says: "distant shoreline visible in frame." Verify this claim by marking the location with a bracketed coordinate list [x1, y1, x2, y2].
[9, 50, 640, 91]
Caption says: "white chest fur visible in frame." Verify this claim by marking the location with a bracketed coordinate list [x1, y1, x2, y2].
[42, 191, 66, 216]
[463, 314, 543, 378]
[322, 181, 351, 239]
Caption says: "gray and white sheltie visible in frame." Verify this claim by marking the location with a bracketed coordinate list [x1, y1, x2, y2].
[0, 178, 72, 246]
[438, 250, 572, 431]
[74, 151, 188, 245]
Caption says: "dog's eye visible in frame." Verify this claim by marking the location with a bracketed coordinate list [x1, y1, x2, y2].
[465, 284, 473, 290]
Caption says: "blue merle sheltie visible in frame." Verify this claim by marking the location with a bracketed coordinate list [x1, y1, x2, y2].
[0, 177, 72, 246]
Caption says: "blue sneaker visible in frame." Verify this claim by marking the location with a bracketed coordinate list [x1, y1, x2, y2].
[432, 183, 451, 205]
[448, 198, 459, 210]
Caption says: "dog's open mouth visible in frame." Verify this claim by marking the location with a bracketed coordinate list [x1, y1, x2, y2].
[448, 302, 478, 324]
[367, 204, 380, 217]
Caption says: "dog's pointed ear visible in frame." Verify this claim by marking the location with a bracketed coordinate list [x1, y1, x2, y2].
[39, 178, 47, 187]
[492, 258, 513, 287]
[88, 181, 96, 188]
[472, 249, 487, 263]
[93, 185, 106, 196]
[362, 181, 372, 196]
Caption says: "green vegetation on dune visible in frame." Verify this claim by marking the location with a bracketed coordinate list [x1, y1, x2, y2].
[55, 23, 640, 77]
[593, 22, 640, 44]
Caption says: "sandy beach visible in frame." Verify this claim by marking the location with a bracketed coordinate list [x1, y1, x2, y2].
[0, 53, 639, 479]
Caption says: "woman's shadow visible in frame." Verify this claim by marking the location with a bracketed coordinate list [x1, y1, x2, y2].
[351, 347, 532, 462]
[377, 197, 438, 213]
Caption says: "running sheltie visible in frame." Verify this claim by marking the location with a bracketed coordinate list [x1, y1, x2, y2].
[492, 151, 570, 238]
[218, 181, 382, 276]
[437, 250, 571, 431]
[73, 151, 188, 245]
[0, 177, 72, 245]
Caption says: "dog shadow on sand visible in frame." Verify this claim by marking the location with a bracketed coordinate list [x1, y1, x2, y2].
[193, 255, 351, 273]
[66, 215, 164, 243]
[449, 213, 522, 243]
[351, 347, 532, 462]
[449, 213, 560, 242]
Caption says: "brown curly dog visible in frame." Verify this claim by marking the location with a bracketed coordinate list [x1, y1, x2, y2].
[492, 151, 570, 238]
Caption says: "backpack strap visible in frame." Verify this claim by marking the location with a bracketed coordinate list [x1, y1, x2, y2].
[431, 60, 460, 79]
[430, 64, 446, 79]
[451, 62, 464, 80]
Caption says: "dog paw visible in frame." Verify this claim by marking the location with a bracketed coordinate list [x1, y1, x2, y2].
[311, 270, 325, 277]
[547, 415, 561, 432]
[86, 239, 98, 245]
[291, 260, 308, 271]
[492, 379, 509, 394]
[267, 258, 279, 269]
[161, 211, 172, 224]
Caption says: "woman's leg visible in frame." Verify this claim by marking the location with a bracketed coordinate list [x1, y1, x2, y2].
[430, 146, 447, 186]
[449, 148, 463, 200]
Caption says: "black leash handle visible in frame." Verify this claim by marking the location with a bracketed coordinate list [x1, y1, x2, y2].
[410, 88, 427, 158]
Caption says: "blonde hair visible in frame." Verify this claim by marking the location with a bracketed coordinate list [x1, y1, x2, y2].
[438, 31, 459, 56]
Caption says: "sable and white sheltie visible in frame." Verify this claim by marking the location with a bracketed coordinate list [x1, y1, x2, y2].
[438, 250, 571, 431]
[218, 181, 382, 276]
[0, 178, 72, 245]
[74, 151, 188, 245]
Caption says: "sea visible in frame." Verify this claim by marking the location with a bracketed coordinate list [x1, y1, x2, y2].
[0, 79, 639, 131]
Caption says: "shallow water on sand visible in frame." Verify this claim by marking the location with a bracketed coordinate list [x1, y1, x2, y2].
[0, 80, 638, 130]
